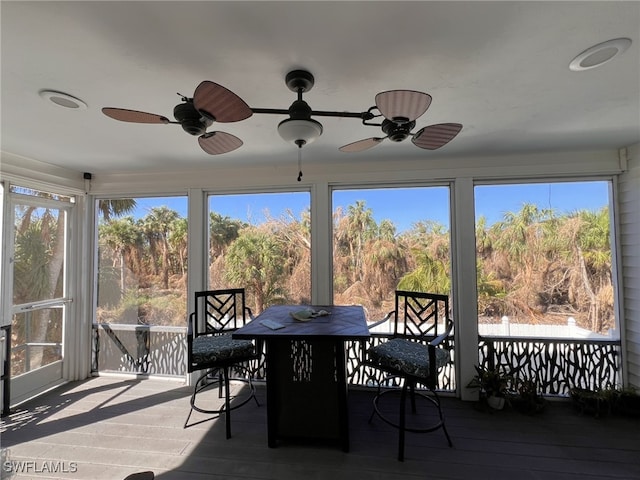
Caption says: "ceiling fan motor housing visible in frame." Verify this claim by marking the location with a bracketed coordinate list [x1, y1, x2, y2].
[382, 118, 416, 142]
[173, 101, 212, 136]
[288, 98, 313, 120]
[277, 70, 323, 146]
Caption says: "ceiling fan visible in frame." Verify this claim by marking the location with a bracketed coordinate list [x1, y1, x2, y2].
[102, 81, 253, 155]
[101, 70, 462, 156]
[338, 90, 463, 153]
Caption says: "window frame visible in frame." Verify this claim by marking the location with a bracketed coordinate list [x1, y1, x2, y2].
[329, 182, 454, 318]
[472, 176, 621, 338]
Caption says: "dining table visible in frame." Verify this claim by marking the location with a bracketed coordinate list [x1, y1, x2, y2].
[232, 304, 370, 451]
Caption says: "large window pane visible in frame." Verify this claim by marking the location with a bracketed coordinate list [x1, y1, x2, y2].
[96, 197, 188, 326]
[332, 187, 451, 322]
[474, 181, 616, 337]
[208, 192, 310, 314]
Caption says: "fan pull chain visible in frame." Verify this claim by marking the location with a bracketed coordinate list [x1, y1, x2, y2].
[297, 145, 303, 182]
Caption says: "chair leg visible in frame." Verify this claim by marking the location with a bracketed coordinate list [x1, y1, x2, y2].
[218, 370, 224, 399]
[369, 378, 452, 461]
[432, 389, 453, 447]
[247, 370, 261, 407]
[185, 365, 258, 434]
[222, 366, 232, 439]
[368, 382, 384, 424]
[398, 381, 409, 462]
[184, 372, 206, 429]
[409, 381, 417, 413]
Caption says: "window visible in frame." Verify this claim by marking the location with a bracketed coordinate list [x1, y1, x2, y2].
[332, 186, 451, 321]
[208, 191, 311, 314]
[474, 181, 616, 338]
[95, 196, 188, 326]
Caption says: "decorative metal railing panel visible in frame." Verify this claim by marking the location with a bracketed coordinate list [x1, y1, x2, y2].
[479, 336, 622, 395]
[92, 324, 186, 377]
[91, 324, 456, 390]
[91, 326, 621, 397]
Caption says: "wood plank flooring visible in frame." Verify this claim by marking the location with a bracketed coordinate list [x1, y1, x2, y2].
[2, 376, 639, 480]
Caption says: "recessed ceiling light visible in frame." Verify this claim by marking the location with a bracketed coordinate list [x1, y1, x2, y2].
[39, 90, 88, 110]
[569, 38, 632, 71]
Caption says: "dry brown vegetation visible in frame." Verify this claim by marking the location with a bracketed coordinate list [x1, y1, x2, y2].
[95, 202, 614, 334]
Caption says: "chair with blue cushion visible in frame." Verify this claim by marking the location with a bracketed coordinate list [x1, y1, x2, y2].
[184, 288, 260, 437]
[366, 290, 454, 461]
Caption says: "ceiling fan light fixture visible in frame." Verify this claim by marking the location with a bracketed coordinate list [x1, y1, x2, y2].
[39, 89, 87, 110]
[569, 38, 632, 71]
[277, 118, 323, 146]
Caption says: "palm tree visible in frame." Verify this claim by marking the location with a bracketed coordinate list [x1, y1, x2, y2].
[398, 250, 450, 294]
[493, 203, 553, 262]
[335, 201, 377, 284]
[169, 217, 188, 276]
[571, 208, 612, 331]
[98, 199, 136, 221]
[224, 228, 286, 313]
[488, 204, 556, 319]
[141, 207, 179, 289]
[263, 208, 311, 303]
[362, 235, 406, 307]
[99, 216, 141, 295]
[209, 211, 246, 259]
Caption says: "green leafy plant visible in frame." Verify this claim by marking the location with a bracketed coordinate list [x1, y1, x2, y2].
[510, 378, 546, 415]
[467, 365, 513, 399]
[569, 386, 614, 417]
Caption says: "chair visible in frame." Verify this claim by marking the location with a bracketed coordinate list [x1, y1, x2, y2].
[366, 290, 454, 461]
[184, 288, 260, 437]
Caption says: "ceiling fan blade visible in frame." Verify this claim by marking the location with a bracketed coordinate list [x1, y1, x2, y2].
[193, 81, 253, 123]
[338, 137, 385, 153]
[375, 90, 432, 122]
[412, 123, 463, 150]
[102, 107, 169, 124]
[198, 131, 243, 155]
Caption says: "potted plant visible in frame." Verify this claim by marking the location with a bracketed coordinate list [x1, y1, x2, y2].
[467, 365, 512, 410]
[569, 386, 612, 417]
[510, 378, 546, 415]
[613, 387, 640, 417]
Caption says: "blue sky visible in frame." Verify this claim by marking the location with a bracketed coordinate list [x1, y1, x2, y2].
[475, 182, 609, 225]
[130, 181, 609, 233]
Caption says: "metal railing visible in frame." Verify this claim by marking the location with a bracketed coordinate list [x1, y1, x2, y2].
[479, 335, 622, 395]
[92, 323, 186, 377]
[90, 324, 622, 396]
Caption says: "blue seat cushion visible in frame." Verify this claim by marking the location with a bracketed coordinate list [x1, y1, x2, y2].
[192, 333, 255, 364]
[368, 338, 449, 379]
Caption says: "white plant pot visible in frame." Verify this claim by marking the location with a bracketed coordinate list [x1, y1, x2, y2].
[487, 395, 505, 410]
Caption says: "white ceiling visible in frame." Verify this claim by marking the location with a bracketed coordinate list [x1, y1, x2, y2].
[2, 1, 639, 175]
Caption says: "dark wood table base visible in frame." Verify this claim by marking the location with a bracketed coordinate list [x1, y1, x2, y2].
[233, 305, 369, 452]
[266, 338, 349, 451]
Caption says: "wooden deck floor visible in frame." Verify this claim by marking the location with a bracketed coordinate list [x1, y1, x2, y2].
[2, 376, 639, 480]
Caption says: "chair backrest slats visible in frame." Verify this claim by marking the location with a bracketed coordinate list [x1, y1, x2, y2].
[193, 288, 250, 337]
[394, 290, 450, 340]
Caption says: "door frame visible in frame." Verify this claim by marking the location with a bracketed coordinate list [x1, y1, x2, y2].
[2, 185, 76, 407]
